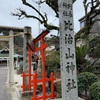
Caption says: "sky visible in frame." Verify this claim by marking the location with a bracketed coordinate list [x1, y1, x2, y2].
[0, 0, 85, 38]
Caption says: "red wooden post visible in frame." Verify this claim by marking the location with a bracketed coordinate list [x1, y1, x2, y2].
[31, 73, 37, 100]
[51, 73, 55, 99]
[41, 37, 46, 100]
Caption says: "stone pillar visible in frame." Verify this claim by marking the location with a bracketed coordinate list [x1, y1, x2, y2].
[23, 26, 32, 90]
[16, 57, 18, 68]
[8, 30, 14, 84]
[58, 0, 78, 100]
[7, 58, 9, 68]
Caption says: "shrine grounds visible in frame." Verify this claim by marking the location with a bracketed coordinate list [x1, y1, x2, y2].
[0, 66, 84, 100]
[13, 69, 84, 100]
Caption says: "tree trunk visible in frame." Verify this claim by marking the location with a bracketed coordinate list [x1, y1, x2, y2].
[85, 87, 88, 100]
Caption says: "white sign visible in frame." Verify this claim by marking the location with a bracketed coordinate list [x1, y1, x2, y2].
[58, 0, 78, 100]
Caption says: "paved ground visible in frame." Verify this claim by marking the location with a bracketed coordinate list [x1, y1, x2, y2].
[0, 66, 12, 100]
[0, 66, 84, 100]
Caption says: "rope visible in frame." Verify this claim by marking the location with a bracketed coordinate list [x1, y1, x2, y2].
[0, 32, 31, 38]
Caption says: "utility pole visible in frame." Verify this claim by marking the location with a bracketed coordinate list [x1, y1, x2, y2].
[36, 0, 41, 74]
[32, 0, 41, 74]
[58, 0, 78, 100]
[32, 0, 41, 34]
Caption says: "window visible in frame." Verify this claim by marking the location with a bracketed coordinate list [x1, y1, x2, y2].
[80, 21, 86, 28]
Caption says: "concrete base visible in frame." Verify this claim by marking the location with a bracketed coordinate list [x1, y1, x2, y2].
[54, 98, 84, 100]
[21, 90, 33, 97]
[6, 82, 21, 100]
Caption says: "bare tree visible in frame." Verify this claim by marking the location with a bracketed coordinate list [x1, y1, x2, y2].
[12, 0, 77, 31]
[12, 0, 59, 31]
[12, 0, 100, 34]
[76, 0, 100, 39]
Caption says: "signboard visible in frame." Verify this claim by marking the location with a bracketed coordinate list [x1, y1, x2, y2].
[58, 0, 78, 100]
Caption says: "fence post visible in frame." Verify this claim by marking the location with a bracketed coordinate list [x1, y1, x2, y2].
[31, 71, 37, 100]
[51, 73, 56, 99]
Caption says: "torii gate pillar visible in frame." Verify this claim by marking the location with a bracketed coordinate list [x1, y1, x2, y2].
[8, 30, 14, 84]
[0, 30, 14, 84]
[23, 26, 32, 90]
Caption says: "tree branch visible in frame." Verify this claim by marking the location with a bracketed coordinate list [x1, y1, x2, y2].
[44, 23, 59, 30]
[21, 0, 46, 22]
[12, 0, 60, 31]
[11, 8, 44, 23]
[45, 0, 59, 17]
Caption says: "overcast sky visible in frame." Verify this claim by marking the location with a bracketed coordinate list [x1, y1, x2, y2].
[0, 0, 85, 38]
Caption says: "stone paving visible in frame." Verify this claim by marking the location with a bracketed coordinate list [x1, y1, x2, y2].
[0, 66, 12, 100]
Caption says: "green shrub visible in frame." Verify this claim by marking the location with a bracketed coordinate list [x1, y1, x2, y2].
[86, 65, 95, 72]
[89, 81, 100, 100]
[78, 72, 97, 99]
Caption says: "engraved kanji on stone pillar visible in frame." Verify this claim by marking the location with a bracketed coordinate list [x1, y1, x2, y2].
[58, 0, 78, 100]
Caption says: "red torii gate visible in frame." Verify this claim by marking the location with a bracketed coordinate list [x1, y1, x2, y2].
[21, 30, 56, 100]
